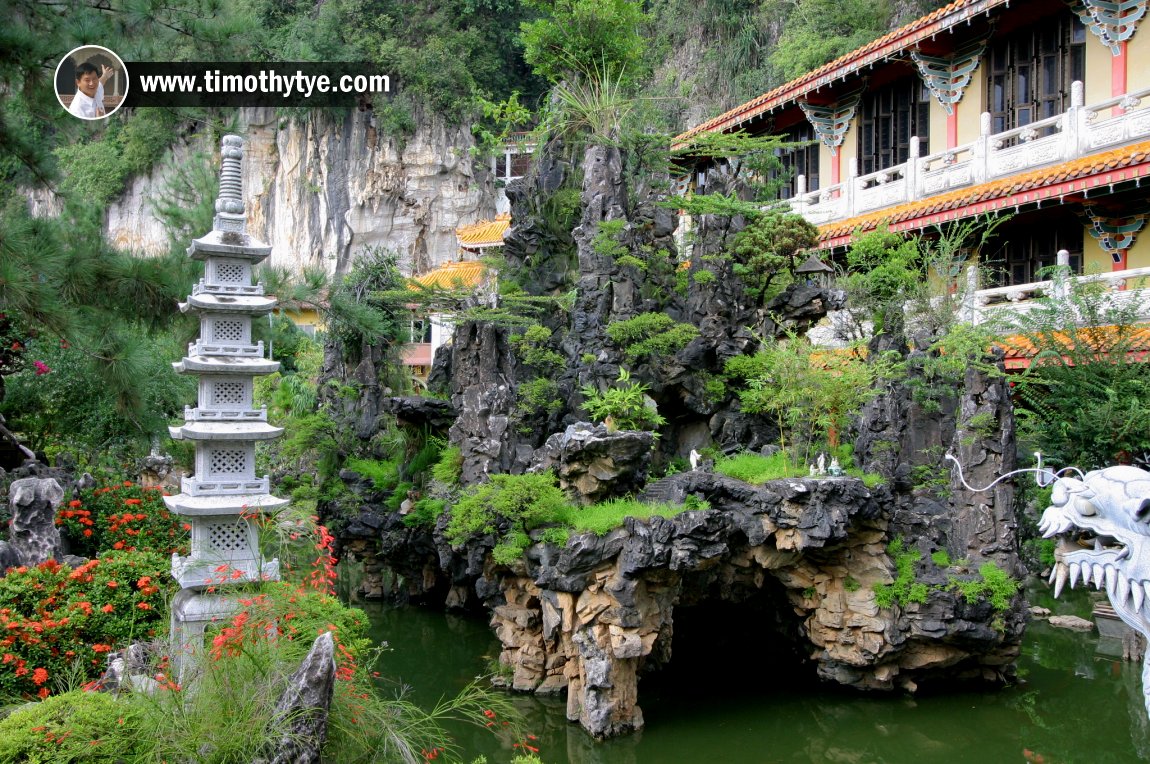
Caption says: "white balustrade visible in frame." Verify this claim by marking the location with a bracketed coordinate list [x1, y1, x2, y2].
[783, 82, 1150, 225]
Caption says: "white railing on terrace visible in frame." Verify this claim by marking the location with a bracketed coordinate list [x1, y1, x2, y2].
[786, 81, 1150, 225]
[957, 254, 1150, 326]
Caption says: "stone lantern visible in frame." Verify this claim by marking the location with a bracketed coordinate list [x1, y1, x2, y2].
[165, 135, 287, 666]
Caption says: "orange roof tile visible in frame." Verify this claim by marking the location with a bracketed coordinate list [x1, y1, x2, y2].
[818, 141, 1150, 245]
[411, 260, 488, 290]
[998, 326, 1150, 369]
[456, 214, 511, 249]
[674, 0, 1009, 146]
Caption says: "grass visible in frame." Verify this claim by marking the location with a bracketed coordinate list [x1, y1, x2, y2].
[714, 451, 885, 488]
[563, 497, 709, 536]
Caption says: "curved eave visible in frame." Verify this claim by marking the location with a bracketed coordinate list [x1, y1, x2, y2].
[181, 294, 276, 314]
[173, 357, 280, 375]
[169, 422, 284, 441]
[673, 0, 1009, 147]
[187, 230, 272, 262]
[163, 493, 290, 516]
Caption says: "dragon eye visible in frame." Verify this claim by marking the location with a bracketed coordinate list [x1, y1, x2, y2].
[1073, 497, 1097, 516]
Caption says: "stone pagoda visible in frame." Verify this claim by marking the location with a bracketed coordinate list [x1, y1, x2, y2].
[165, 134, 287, 662]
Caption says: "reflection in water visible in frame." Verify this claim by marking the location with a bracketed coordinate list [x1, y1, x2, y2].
[350, 580, 1148, 763]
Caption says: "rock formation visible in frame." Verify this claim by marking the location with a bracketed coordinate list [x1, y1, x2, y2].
[318, 135, 1027, 740]
[255, 631, 338, 764]
[1, 477, 64, 568]
[100, 108, 498, 276]
[351, 470, 1022, 739]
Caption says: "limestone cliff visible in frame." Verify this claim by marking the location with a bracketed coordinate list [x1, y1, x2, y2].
[104, 108, 497, 274]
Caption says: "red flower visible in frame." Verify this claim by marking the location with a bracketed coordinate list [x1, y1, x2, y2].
[136, 603, 151, 610]
[31, 667, 48, 685]
[101, 604, 114, 614]
[33, 360, 50, 375]
[68, 500, 82, 508]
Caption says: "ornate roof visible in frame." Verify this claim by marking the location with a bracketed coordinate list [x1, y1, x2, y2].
[818, 141, 1150, 246]
[674, 0, 1010, 146]
[456, 214, 511, 249]
[412, 260, 488, 290]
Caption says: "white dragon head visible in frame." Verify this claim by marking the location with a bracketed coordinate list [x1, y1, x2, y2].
[1039, 464, 1150, 719]
[1040, 466, 1150, 615]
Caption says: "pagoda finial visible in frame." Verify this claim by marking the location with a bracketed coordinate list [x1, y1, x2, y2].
[213, 134, 246, 234]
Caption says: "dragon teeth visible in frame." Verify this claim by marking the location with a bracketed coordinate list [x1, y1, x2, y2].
[1054, 564, 1068, 599]
[1107, 566, 1118, 593]
[1069, 562, 1080, 589]
[1094, 564, 1105, 590]
[1081, 564, 1093, 586]
[1135, 583, 1145, 613]
[1118, 574, 1131, 604]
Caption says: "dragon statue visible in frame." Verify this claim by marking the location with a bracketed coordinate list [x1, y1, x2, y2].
[1038, 464, 1150, 720]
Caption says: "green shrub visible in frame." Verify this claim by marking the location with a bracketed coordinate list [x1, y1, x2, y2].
[0, 689, 142, 763]
[430, 446, 463, 486]
[930, 550, 952, 568]
[344, 457, 400, 491]
[605, 313, 699, 360]
[714, 451, 800, 483]
[445, 472, 572, 548]
[949, 562, 1019, 612]
[580, 367, 665, 431]
[873, 537, 928, 609]
[402, 497, 446, 528]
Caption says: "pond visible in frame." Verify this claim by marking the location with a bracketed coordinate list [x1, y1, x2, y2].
[352, 580, 1150, 764]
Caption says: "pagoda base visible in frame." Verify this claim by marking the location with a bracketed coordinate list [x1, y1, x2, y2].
[169, 588, 241, 682]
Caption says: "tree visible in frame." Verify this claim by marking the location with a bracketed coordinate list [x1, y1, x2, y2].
[1003, 270, 1150, 469]
[520, 0, 650, 85]
[729, 212, 819, 304]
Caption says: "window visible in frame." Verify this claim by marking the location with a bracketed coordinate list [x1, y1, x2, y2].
[987, 213, 1082, 286]
[986, 12, 1085, 134]
[857, 78, 931, 176]
[774, 122, 820, 198]
[409, 318, 432, 344]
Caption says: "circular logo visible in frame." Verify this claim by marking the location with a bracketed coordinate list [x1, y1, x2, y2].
[55, 45, 129, 120]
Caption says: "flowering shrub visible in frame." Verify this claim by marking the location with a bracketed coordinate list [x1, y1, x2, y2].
[56, 482, 187, 558]
[0, 552, 173, 699]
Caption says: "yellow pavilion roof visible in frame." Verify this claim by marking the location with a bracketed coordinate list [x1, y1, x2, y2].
[456, 214, 511, 250]
[411, 260, 488, 290]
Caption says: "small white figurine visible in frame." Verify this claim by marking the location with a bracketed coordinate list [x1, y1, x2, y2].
[689, 449, 700, 471]
[829, 457, 842, 476]
[816, 453, 826, 476]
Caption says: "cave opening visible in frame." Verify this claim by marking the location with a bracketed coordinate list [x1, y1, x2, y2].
[640, 571, 816, 703]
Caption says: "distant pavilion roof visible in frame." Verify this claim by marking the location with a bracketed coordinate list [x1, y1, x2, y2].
[411, 260, 488, 290]
[456, 214, 511, 251]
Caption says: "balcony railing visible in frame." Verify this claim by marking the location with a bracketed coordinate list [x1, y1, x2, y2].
[786, 81, 1150, 225]
[958, 262, 1150, 326]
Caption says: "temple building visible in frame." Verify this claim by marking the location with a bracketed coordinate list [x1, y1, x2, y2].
[400, 215, 506, 383]
[676, 0, 1150, 306]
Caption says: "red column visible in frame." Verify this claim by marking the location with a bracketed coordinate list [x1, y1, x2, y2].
[1113, 41, 1128, 116]
[947, 110, 958, 149]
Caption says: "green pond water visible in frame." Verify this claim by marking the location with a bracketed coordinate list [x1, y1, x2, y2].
[351, 581, 1150, 764]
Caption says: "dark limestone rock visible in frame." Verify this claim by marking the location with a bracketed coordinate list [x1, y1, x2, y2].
[447, 321, 524, 484]
[3, 477, 64, 568]
[531, 423, 654, 504]
[255, 631, 337, 764]
[379, 396, 458, 430]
